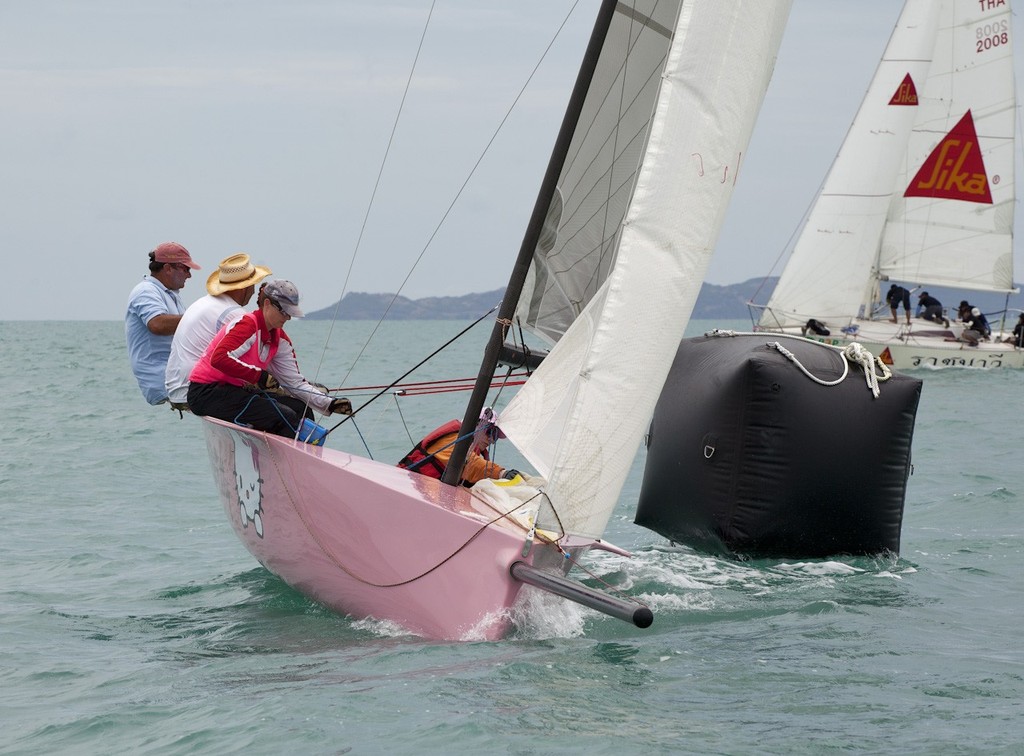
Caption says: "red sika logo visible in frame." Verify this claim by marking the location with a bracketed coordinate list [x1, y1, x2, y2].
[904, 110, 992, 204]
[889, 74, 918, 106]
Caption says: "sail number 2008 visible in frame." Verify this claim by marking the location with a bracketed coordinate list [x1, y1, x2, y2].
[977, 20, 1009, 52]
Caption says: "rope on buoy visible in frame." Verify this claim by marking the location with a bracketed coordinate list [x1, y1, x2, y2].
[767, 340, 890, 398]
[705, 330, 891, 397]
[841, 342, 891, 398]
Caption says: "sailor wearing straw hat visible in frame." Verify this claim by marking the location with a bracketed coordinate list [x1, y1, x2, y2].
[165, 253, 271, 408]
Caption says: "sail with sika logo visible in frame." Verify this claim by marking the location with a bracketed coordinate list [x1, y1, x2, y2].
[904, 110, 993, 203]
[888, 73, 919, 105]
[755, 0, 1019, 370]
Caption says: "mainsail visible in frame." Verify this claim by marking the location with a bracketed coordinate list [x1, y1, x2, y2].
[500, 0, 793, 537]
[760, 0, 1016, 330]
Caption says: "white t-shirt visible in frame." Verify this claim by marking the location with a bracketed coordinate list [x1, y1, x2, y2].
[165, 294, 246, 404]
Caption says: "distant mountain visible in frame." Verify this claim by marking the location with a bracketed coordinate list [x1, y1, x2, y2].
[306, 278, 1022, 322]
[692, 278, 778, 319]
[305, 289, 506, 320]
[305, 279, 778, 321]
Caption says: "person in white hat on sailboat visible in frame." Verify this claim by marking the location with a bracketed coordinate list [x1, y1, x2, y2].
[165, 253, 272, 411]
[959, 307, 991, 347]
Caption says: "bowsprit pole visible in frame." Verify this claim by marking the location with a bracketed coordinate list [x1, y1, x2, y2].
[510, 561, 653, 628]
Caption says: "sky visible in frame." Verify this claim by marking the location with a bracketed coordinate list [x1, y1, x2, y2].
[2, 0, 1022, 321]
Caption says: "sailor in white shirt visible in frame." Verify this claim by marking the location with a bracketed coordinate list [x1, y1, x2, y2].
[165, 253, 271, 409]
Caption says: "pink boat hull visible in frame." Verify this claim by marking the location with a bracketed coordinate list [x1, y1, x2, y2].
[201, 417, 543, 640]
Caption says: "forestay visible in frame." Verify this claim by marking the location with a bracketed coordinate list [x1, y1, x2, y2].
[500, 0, 793, 537]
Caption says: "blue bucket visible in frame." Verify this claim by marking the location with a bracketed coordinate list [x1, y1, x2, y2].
[298, 418, 327, 446]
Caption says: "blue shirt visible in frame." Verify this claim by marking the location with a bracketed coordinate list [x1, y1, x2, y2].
[125, 276, 184, 404]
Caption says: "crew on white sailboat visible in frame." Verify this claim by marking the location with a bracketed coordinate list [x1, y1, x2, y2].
[959, 308, 992, 347]
[916, 292, 950, 328]
[886, 284, 912, 325]
[1004, 313, 1024, 347]
[187, 279, 353, 437]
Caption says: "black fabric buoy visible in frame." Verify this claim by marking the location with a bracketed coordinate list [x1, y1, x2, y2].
[635, 333, 922, 558]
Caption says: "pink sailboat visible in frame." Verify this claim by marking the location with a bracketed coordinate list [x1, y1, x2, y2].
[201, 0, 794, 640]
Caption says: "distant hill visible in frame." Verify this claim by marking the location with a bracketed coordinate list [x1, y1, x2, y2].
[306, 278, 1022, 321]
[305, 288, 506, 321]
[305, 279, 779, 321]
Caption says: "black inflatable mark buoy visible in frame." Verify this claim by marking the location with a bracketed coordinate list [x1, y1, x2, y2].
[635, 333, 922, 558]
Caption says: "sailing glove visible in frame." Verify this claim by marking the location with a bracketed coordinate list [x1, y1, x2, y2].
[502, 469, 521, 480]
[329, 398, 353, 415]
[257, 370, 279, 391]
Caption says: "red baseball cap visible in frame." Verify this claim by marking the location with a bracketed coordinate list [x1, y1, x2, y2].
[152, 242, 201, 269]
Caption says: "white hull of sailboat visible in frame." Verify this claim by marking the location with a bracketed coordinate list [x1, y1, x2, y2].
[202, 418, 546, 641]
[758, 320, 1024, 370]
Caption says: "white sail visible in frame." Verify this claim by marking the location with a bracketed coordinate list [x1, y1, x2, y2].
[760, 0, 1016, 330]
[760, 0, 942, 328]
[880, 0, 1016, 293]
[501, 0, 793, 537]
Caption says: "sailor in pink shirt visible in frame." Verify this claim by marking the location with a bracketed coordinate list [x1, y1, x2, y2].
[188, 280, 352, 436]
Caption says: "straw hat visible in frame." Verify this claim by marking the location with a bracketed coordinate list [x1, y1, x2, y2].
[206, 254, 271, 296]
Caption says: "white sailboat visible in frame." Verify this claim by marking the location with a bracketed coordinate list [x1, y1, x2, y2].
[201, 0, 792, 640]
[755, 0, 1023, 369]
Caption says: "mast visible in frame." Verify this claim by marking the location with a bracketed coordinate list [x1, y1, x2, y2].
[442, 0, 620, 485]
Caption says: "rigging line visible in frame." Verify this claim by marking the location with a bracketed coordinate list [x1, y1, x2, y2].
[322, 379, 528, 397]
[332, 0, 585, 391]
[329, 371, 533, 393]
[349, 415, 373, 459]
[394, 394, 415, 447]
[396, 380, 528, 397]
[312, 0, 438, 384]
[321, 304, 498, 439]
[485, 364, 521, 410]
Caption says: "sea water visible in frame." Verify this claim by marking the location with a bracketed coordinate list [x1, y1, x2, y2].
[0, 319, 1021, 755]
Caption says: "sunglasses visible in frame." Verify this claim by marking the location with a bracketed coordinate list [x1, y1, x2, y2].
[168, 263, 191, 273]
[268, 298, 290, 317]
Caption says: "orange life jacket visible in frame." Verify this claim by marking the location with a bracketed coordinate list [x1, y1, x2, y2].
[398, 419, 489, 480]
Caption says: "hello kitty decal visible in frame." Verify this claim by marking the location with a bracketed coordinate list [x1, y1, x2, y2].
[233, 433, 265, 538]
